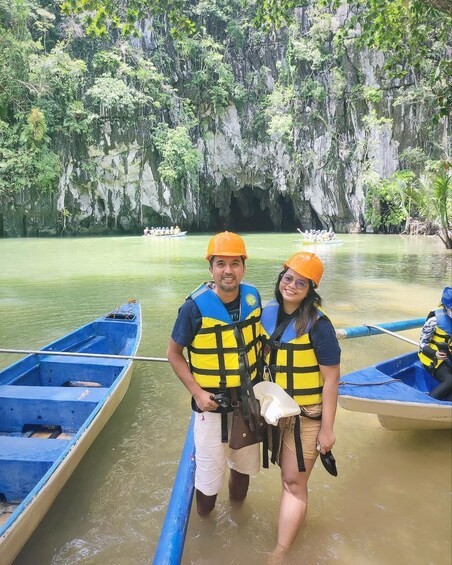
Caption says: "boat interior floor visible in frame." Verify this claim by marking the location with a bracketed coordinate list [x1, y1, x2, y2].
[0, 496, 18, 526]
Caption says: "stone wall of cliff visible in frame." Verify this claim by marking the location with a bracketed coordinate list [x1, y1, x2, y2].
[1, 4, 448, 237]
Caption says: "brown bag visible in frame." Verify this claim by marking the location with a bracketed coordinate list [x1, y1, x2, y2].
[229, 398, 266, 450]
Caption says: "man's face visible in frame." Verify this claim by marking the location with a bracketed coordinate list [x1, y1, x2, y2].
[209, 255, 245, 295]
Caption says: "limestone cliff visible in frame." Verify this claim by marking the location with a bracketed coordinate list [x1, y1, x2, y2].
[1, 4, 448, 237]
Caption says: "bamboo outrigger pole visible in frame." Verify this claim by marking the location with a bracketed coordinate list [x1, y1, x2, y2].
[335, 317, 424, 340]
[0, 348, 169, 363]
[152, 414, 196, 565]
[0, 318, 425, 362]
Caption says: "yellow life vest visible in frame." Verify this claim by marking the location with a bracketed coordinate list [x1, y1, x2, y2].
[261, 300, 326, 405]
[418, 308, 452, 369]
[188, 282, 261, 389]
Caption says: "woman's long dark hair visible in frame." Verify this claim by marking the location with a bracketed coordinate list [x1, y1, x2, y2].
[275, 269, 322, 336]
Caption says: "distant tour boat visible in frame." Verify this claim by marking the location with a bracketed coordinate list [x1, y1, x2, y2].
[145, 230, 187, 238]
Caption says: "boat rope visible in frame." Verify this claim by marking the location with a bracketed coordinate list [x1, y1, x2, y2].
[339, 378, 402, 386]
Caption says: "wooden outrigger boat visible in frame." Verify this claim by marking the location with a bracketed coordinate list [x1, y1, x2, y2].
[0, 301, 142, 565]
[339, 351, 452, 431]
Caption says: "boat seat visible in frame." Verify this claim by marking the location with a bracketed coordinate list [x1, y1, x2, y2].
[38, 357, 125, 387]
[40, 355, 126, 366]
[0, 384, 108, 402]
[0, 385, 109, 434]
[76, 335, 109, 354]
[0, 436, 70, 502]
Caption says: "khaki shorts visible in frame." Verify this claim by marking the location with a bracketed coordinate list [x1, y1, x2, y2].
[194, 411, 261, 496]
[271, 403, 322, 465]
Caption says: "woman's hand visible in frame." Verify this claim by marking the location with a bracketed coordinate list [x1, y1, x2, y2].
[317, 363, 340, 454]
[435, 350, 448, 361]
[316, 427, 335, 454]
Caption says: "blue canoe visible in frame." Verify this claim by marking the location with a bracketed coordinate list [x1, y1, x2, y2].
[0, 301, 141, 564]
[339, 351, 452, 431]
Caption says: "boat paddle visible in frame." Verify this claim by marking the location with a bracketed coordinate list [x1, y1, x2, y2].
[0, 348, 170, 363]
[364, 324, 418, 346]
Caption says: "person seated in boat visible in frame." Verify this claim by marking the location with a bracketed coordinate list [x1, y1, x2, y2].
[174, 225, 181, 234]
[143, 226, 150, 236]
[167, 231, 262, 516]
[418, 286, 452, 401]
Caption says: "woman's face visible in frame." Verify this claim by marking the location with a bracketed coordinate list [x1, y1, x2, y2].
[279, 267, 310, 310]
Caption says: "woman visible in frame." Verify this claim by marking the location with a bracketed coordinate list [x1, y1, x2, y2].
[418, 286, 452, 401]
[261, 252, 341, 563]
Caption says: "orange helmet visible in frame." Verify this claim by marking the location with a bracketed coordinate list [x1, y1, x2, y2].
[206, 231, 248, 261]
[284, 252, 324, 288]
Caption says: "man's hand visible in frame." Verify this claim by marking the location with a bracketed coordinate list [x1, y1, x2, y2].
[195, 389, 221, 411]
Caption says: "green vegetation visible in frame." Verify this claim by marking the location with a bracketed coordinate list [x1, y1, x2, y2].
[0, 0, 450, 242]
[364, 162, 451, 248]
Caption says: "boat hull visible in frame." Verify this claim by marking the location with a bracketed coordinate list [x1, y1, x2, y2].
[0, 302, 141, 564]
[339, 395, 452, 430]
[339, 351, 452, 431]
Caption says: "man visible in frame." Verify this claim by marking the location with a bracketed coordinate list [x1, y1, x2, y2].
[167, 231, 262, 515]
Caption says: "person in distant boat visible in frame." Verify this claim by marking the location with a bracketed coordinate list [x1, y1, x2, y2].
[418, 287, 452, 401]
[260, 252, 341, 564]
[143, 226, 150, 236]
[167, 231, 262, 516]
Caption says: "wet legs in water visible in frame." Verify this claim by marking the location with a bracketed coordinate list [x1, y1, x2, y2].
[196, 470, 249, 515]
[229, 469, 250, 501]
[268, 449, 316, 564]
[196, 489, 217, 516]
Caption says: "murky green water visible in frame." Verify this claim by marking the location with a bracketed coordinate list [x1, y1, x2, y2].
[1, 234, 451, 565]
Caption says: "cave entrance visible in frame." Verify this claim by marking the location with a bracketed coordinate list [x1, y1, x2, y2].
[278, 195, 298, 232]
[228, 190, 272, 232]
[217, 188, 299, 232]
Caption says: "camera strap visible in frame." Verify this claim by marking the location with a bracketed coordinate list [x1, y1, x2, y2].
[233, 323, 259, 424]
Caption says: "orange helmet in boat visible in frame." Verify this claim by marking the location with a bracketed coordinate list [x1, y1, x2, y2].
[284, 252, 324, 288]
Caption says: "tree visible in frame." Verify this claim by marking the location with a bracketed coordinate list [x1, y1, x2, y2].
[418, 162, 452, 248]
[364, 163, 452, 247]
[60, 1, 451, 120]
[60, 0, 196, 36]
[364, 170, 418, 234]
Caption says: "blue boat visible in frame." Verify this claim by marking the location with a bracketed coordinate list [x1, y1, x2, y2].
[339, 351, 452, 431]
[0, 301, 141, 565]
